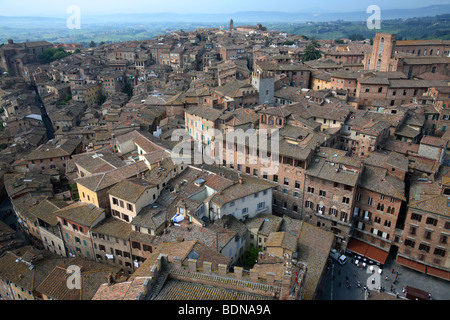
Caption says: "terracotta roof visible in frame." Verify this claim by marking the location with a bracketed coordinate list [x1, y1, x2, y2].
[153, 278, 272, 300]
[420, 135, 448, 148]
[75, 161, 148, 192]
[0, 249, 63, 294]
[55, 202, 104, 226]
[107, 178, 156, 203]
[296, 223, 334, 300]
[359, 166, 405, 201]
[36, 258, 121, 300]
[72, 150, 126, 175]
[29, 198, 69, 226]
[92, 217, 133, 240]
[92, 277, 150, 300]
[266, 231, 297, 253]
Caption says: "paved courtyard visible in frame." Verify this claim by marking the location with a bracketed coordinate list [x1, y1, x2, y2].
[320, 252, 450, 300]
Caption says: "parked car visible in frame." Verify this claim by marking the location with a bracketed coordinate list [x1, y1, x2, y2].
[330, 249, 347, 265]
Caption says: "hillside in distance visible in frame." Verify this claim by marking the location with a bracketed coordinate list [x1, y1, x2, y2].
[0, 5, 449, 44]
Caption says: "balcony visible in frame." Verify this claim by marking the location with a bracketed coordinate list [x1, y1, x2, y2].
[353, 214, 373, 225]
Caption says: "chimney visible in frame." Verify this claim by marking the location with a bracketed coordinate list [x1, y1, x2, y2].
[188, 259, 197, 273]
[218, 264, 227, 277]
[234, 266, 243, 280]
[173, 256, 183, 269]
[250, 269, 259, 282]
[107, 273, 115, 286]
[266, 272, 275, 286]
[203, 261, 212, 274]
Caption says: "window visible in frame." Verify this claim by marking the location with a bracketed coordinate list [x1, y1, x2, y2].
[342, 197, 350, 204]
[409, 226, 417, 235]
[132, 241, 141, 250]
[317, 205, 324, 214]
[426, 217, 438, 226]
[319, 190, 326, 197]
[434, 247, 446, 257]
[367, 197, 373, 206]
[404, 239, 415, 248]
[284, 178, 289, 185]
[257, 202, 265, 210]
[305, 201, 313, 208]
[329, 208, 338, 216]
[295, 181, 301, 189]
[411, 213, 422, 222]
[307, 187, 314, 193]
[424, 230, 433, 240]
[127, 203, 133, 211]
[293, 191, 300, 198]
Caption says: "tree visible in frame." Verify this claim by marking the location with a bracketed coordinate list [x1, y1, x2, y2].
[38, 48, 71, 64]
[98, 94, 107, 106]
[243, 246, 262, 268]
[302, 37, 322, 62]
[122, 82, 133, 97]
[348, 33, 365, 41]
[89, 41, 96, 48]
[99, 41, 105, 46]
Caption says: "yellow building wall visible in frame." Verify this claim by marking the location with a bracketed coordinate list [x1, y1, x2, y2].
[77, 183, 100, 207]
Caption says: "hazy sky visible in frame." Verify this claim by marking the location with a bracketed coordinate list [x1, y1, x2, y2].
[0, 0, 449, 16]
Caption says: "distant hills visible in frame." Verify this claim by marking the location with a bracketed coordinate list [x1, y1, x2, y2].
[0, 5, 449, 44]
[1, 4, 450, 25]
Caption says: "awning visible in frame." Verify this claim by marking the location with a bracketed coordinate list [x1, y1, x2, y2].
[405, 286, 430, 300]
[346, 238, 388, 264]
[347, 238, 369, 257]
[426, 266, 450, 281]
[365, 245, 389, 265]
[397, 256, 427, 273]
